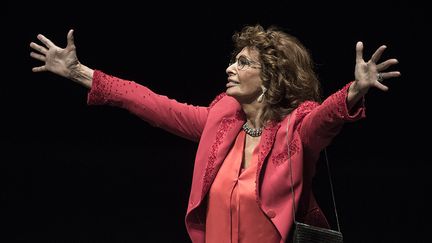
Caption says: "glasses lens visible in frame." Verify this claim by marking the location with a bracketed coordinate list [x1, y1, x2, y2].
[229, 56, 259, 70]
[238, 56, 248, 70]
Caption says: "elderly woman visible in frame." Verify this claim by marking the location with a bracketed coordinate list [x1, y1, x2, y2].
[30, 24, 400, 243]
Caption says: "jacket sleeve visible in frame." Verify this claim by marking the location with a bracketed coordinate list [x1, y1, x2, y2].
[87, 70, 209, 142]
[298, 82, 366, 154]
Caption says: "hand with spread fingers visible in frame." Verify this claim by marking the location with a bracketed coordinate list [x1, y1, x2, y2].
[30, 29, 94, 88]
[348, 41, 401, 108]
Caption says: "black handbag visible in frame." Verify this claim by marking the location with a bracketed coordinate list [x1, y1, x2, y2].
[286, 116, 343, 243]
[293, 221, 343, 243]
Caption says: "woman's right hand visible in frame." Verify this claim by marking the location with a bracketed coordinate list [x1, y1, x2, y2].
[30, 29, 94, 88]
[30, 29, 80, 79]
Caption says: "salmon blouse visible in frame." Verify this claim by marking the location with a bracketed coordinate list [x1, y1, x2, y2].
[205, 130, 281, 243]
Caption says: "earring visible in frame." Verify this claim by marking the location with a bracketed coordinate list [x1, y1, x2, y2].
[257, 86, 267, 103]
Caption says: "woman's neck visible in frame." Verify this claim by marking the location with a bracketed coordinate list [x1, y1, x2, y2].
[241, 102, 265, 128]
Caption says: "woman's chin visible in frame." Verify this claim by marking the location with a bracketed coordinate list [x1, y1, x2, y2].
[225, 88, 238, 98]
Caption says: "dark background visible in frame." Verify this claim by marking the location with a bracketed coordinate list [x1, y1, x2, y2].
[4, 1, 430, 242]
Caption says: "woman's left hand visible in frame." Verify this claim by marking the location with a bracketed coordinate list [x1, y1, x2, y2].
[353, 41, 401, 94]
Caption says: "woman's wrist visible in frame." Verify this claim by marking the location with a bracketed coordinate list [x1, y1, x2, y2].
[347, 81, 368, 110]
[71, 63, 94, 89]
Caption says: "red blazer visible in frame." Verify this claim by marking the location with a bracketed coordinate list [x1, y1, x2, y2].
[88, 70, 365, 243]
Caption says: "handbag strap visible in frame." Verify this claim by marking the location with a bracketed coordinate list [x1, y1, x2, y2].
[286, 115, 341, 232]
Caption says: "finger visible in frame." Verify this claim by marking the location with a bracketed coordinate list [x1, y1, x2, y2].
[380, 71, 401, 80]
[377, 59, 399, 71]
[37, 34, 55, 48]
[375, 82, 388, 91]
[30, 52, 46, 62]
[67, 29, 75, 48]
[370, 45, 387, 63]
[355, 41, 364, 63]
[32, 65, 47, 72]
[30, 42, 48, 54]
[375, 81, 389, 92]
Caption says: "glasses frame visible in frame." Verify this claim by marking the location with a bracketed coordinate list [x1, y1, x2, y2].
[229, 55, 262, 70]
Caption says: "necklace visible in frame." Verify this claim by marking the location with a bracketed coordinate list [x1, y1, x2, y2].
[242, 122, 263, 137]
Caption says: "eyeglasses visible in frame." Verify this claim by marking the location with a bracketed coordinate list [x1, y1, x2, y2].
[229, 56, 261, 70]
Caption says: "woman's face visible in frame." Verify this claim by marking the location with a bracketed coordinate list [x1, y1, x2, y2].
[225, 47, 263, 104]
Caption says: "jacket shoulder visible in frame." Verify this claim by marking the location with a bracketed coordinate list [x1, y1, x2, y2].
[295, 100, 319, 122]
[208, 92, 227, 109]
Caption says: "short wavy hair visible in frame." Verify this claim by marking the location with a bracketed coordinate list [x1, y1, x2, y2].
[231, 24, 322, 123]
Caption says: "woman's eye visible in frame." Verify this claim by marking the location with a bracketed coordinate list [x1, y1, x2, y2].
[238, 57, 249, 66]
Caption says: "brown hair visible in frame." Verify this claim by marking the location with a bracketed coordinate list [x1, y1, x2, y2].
[232, 24, 322, 123]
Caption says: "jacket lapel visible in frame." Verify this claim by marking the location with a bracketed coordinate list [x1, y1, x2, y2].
[255, 120, 281, 203]
[200, 111, 245, 199]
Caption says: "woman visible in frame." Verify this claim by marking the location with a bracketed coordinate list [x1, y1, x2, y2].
[29, 24, 400, 242]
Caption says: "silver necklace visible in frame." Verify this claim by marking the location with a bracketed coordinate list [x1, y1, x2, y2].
[242, 122, 263, 137]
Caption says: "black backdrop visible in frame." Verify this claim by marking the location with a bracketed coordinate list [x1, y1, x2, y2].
[4, 1, 430, 242]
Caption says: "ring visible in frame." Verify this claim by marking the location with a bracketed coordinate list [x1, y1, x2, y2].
[377, 73, 384, 82]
